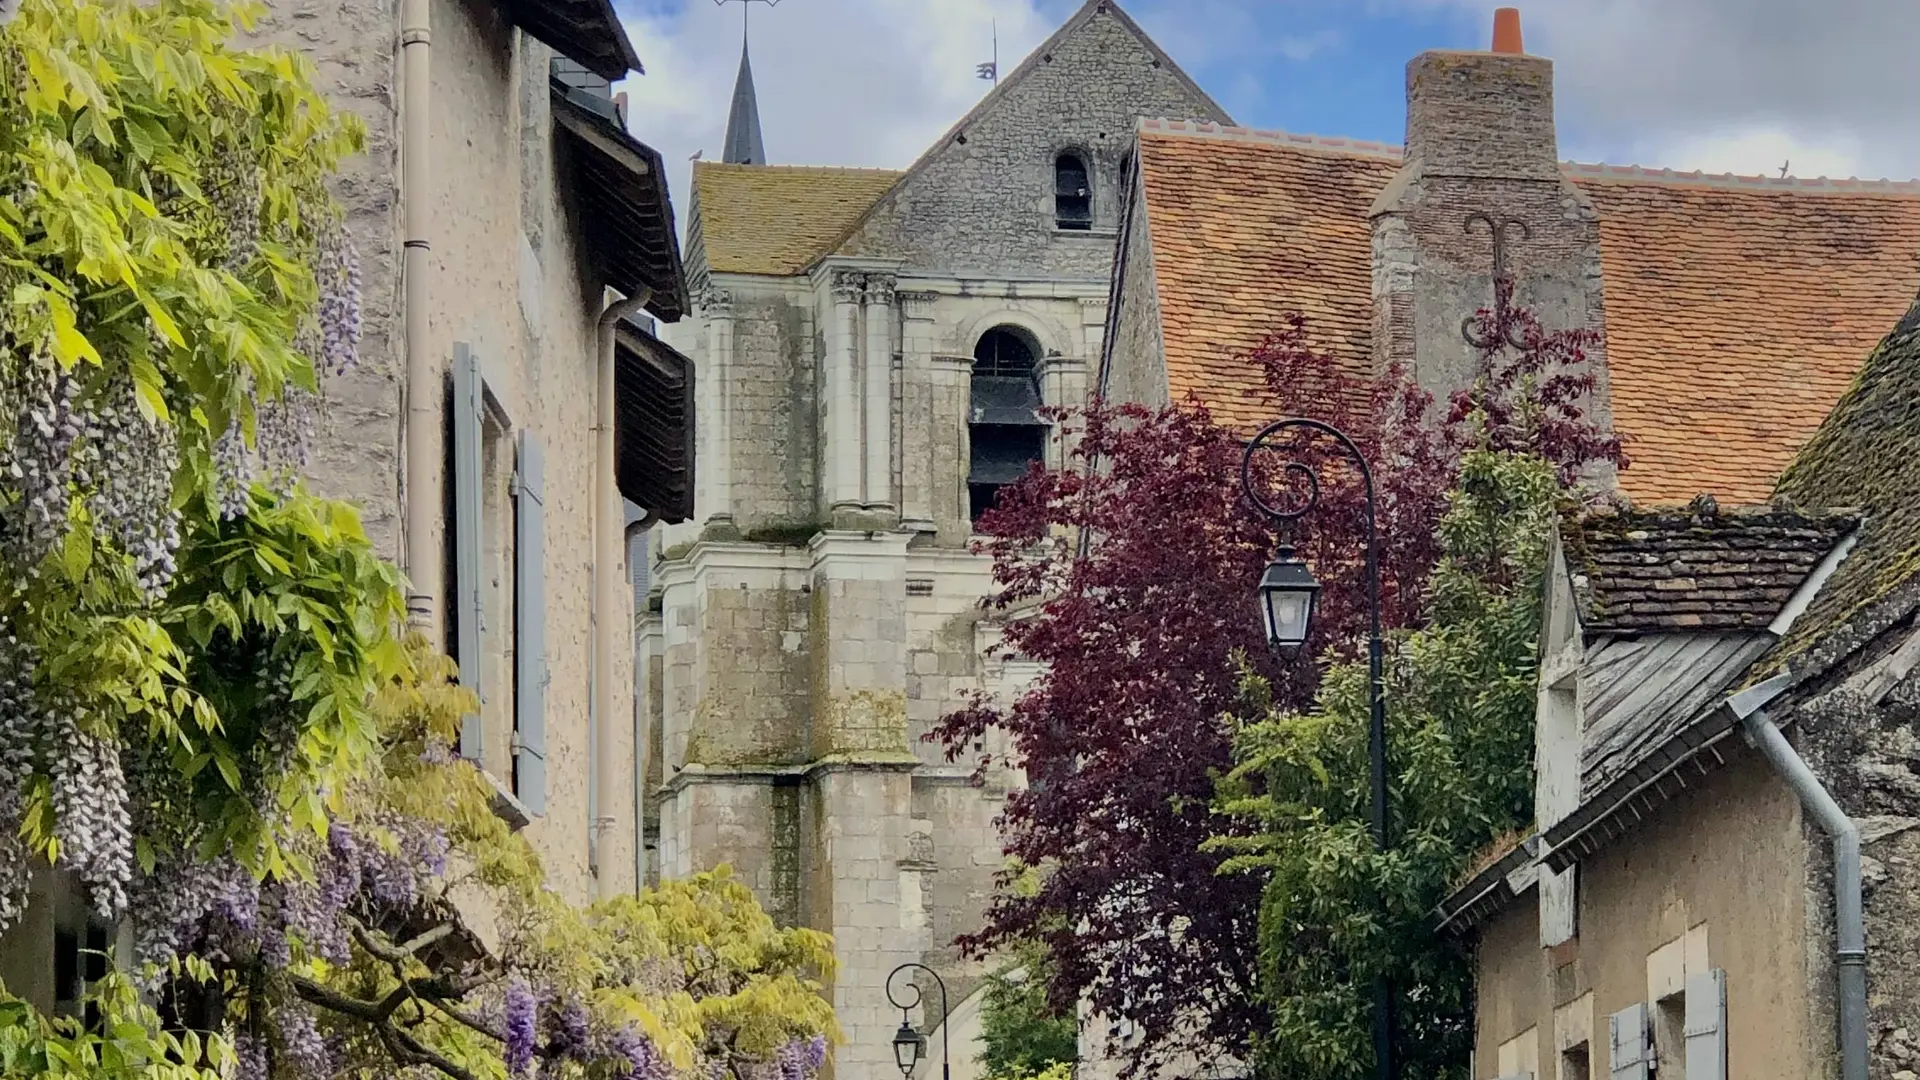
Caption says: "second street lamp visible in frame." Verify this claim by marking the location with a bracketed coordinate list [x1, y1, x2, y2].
[1240, 416, 1393, 1080]
[885, 963, 949, 1080]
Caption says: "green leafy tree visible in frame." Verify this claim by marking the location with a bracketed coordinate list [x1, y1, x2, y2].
[1208, 450, 1563, 1080]
[0, 2, 840, 1078]
[977, 943, 1077, 1080]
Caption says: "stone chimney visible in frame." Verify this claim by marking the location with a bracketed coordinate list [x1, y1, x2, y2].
[1370, 7, 1613, 435]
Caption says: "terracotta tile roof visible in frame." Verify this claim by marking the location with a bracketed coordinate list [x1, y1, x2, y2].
[690, 162, 902, 276]
[1128, 120, 1920, 504]
[1134, 121, 1401, 433]
[1576, 173, 1920, 508]
[1565, 501, 1856, 634]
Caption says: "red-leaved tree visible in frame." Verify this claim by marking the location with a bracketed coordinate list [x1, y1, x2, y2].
[936, 304, 1623, 1075]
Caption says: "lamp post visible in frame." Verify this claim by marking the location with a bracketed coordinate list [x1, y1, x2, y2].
[886, 963, 950, 1080]
[1239, 417, 1393, 1080]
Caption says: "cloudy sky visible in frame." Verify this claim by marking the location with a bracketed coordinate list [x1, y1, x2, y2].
[613, 0, 1919, 230]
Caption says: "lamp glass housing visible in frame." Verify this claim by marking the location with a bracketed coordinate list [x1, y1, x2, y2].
[892, 1021, 925, 1077]
[1259, 553, 1321, 648]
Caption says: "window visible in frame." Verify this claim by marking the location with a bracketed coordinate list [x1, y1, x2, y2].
[1560, 1045, 1590, 1080]
[1652, 993, 1685, 1080]
[452, 344, 548, 818]
[0, 865, 118, 1025]
[968, 327, 1049, 527]
[1054, 151, 1092, 230]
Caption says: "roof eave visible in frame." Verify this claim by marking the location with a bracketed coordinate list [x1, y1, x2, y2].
[505, 0, 643, 82]
[1433, 834, 1542, 937]
[550, 81, 690, 323]
[1541, 673, 1792, 872]
[613, 320, 696, 524]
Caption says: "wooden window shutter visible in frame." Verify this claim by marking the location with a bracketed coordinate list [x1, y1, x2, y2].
[513, 431, 548, 815]
[1685, 969, 1727, 1080]
[451, 343, 485, 759]
[1609, 1003, 1650, 1080]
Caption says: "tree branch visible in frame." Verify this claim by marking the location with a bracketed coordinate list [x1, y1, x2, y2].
[295, 974, 488, 1080]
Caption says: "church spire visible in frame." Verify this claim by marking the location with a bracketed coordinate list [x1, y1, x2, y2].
[721, 36, 766, 165]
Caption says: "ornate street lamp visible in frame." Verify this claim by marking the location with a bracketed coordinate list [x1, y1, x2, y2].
[1240, 416, 1394, 1080]
[885, 964, 949, 1080]
[1256, 546, 1321, 648]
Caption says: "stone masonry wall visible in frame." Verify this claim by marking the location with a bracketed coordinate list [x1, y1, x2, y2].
[1101, 170, 1171, 409]
[246, 0, 403, 556]
[1787, 609, 1920, 1080]
[1370, 50, 1615, 445]
[252, 0, 639, 905]
[691, 280, 821, 536]
[835, 6, 1226, 279]
[810, 534, 911, 757]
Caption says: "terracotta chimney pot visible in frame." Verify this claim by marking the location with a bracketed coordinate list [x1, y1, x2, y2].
[1492, 7, 1524, 54]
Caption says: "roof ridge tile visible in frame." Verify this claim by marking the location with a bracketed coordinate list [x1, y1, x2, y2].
[1134, 118, 1920, 194]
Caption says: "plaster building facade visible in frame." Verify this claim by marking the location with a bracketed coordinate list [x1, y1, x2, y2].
[1440, 299, 1920, 1080]
[647, 2, 1226, 1076]
[0, 0, 697, 1016]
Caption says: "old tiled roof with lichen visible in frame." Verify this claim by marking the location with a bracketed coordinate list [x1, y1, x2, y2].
[1133, 122, 1402, 433]
[1574, 172, 1920, 507]
[1769, 299, 1920, 671]
[1564, 502, 1857, 634]
[689, 162, 902, 276]
[1125, 121, 1920, 504]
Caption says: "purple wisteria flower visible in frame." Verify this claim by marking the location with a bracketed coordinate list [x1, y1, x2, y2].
[505, 976, 538, 1078]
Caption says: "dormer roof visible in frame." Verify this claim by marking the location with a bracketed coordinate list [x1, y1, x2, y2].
[1564, 501, 1858, 635]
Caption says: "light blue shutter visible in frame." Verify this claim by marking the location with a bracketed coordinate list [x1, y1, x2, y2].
[452, 343, 484, 759]
[1685, 970, 1727, 1080]
[1608, 1003, 1649, 1080]
[514, 431, 548, 815]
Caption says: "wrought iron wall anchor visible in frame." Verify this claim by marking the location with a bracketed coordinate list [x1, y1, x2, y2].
[1460, 212, 1530, 350]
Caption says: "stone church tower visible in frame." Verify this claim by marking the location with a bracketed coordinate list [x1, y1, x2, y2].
[643, 3, 1227, 1077]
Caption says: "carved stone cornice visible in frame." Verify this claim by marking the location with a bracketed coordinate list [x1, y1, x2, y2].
[829, 270, 865, 304]
[897, 290, 938, 321]
[697, 287, 732, 317]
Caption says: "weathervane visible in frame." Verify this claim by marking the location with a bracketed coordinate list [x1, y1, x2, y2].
[715, 0, 780, 43]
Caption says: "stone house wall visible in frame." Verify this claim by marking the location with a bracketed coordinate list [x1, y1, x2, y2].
[1471, 750, 1817, 1080]
[247, 0, 641, 906]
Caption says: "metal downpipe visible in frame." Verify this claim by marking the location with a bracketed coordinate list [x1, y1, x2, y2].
[592, 290, 650, 896]
[1735, 683, 1867, 1080]
[400, 0, 439, 632]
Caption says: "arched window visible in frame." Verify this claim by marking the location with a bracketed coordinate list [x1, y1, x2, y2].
[968, 326, 1049, 528]
[973, 327, 1037, 378]
[1054, 151, 1092, 231]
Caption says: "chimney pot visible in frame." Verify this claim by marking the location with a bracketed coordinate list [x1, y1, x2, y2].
[1492, 7, 1524, 54]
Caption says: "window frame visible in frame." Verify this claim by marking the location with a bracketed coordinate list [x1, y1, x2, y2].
[1053, 149, 1094, 231]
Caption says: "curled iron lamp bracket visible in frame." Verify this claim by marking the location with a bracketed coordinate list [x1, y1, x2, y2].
[1240, 416, 1376, 528]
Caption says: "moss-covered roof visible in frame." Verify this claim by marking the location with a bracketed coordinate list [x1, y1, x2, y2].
[688, 163, 902, 277]
[1770, 296, 1920, 670]
[1564, 501, 1857, 634]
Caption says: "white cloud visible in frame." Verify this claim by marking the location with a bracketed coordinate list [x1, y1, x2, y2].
[1569, 125, 1875, 180]
[616, 0, 1054, 233]
[1439, 0, 1920, 181]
